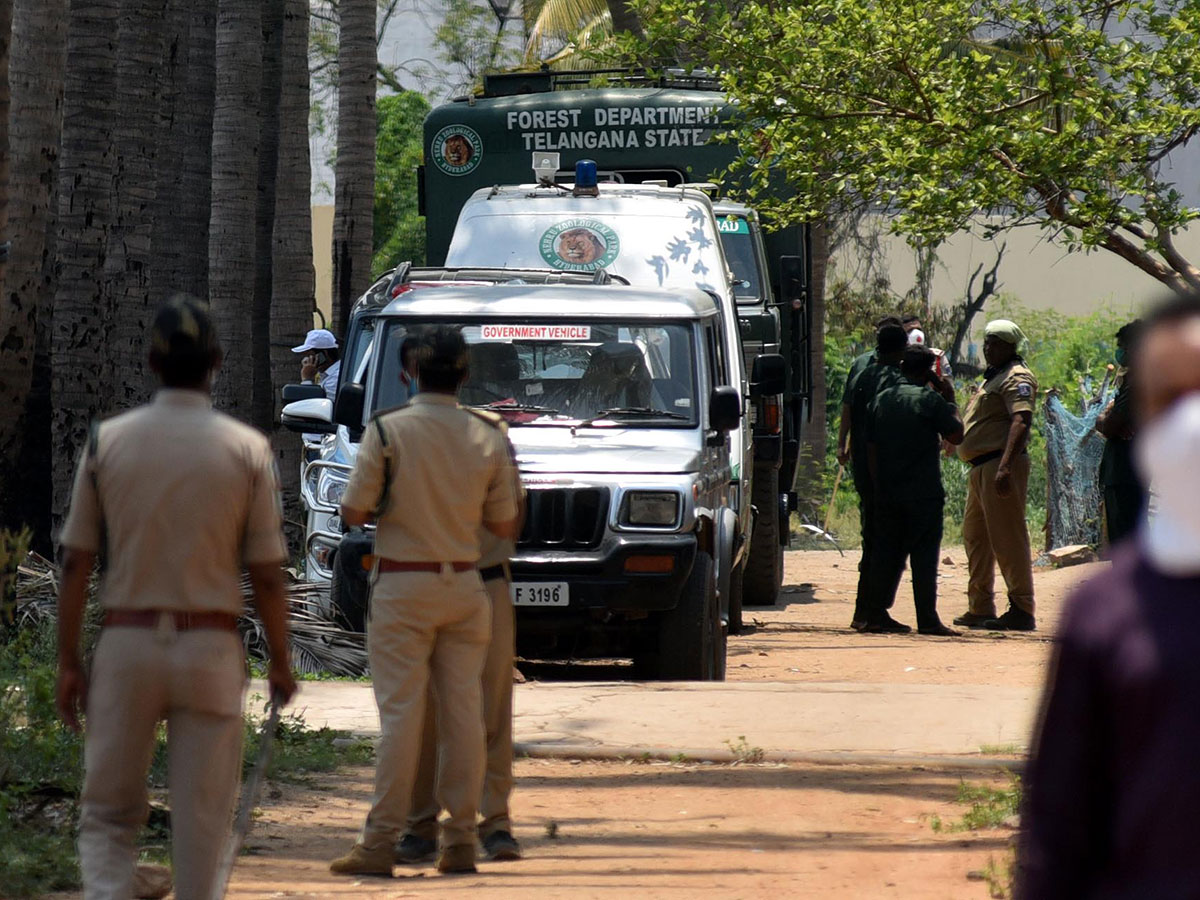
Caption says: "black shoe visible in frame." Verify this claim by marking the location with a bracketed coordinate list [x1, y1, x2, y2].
[953, 611, 994, 628]
[394, 833, 438, 865]
[850, 618, 868, 631]
[983, 608, 1036, 632]
[918, 623, 961, 637]
[861, 614, 911, 634]
[481, 829, 522, 861]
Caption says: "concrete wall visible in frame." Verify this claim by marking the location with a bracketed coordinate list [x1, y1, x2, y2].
[312, 204, 334, 328]
[832, 216, 1182, 323]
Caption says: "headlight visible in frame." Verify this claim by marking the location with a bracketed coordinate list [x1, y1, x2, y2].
[316, 469, 349, 508]
[622, 491, 681, 527]
[309, 535, 339, 578]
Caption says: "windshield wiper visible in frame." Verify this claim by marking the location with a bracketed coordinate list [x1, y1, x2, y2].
[478, 401, 561, 415]
[575, 406, 690, 427]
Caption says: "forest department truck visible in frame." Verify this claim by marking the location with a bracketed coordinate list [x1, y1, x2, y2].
[420, 71, 814, 608]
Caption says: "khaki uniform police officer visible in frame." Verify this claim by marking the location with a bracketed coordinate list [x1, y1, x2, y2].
[398, 528, 524, 864]
[330, 326, 521, 877]
[56, 296, 296, 900]
[954, 319, 1038, 631]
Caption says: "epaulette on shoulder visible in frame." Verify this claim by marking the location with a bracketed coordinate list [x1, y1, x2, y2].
[466, 407, 505, 429]
[369, 402, 409, 423]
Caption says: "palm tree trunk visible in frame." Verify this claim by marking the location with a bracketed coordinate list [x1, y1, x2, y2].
[331, 0, 376, 338]
[152, 0, 215, 301]
[209, 0, 262, 419]
[253, 0, 284, 433]
[51, 0, 120, 526]
[0, 0, 65, 542]
[107, 0, 166, 409]
[272, 0, 316, 551]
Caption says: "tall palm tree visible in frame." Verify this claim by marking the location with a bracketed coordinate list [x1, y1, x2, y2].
[51, 0, 121, 524]
[107, 0, 166, 409]
[152, 0, 216, 300]
[253, 0, 284, 433]
[331, 0, 376, 338]
[209, 0, 262, 419]
[0, 0, 66, 539]
[272, 0, 316, 543]
[523, 0, 643, 67]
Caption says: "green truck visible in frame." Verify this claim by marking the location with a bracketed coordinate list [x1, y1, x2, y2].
[419, 70, 814, 607]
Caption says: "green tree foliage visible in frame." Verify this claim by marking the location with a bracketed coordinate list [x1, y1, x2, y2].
[618, 0, 1200, 294]
[373, 91, 430, 276]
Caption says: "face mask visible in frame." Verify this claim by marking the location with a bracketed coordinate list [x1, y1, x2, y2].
[1136, 392, 1200, 574]
[1115, 347, 1128, 367]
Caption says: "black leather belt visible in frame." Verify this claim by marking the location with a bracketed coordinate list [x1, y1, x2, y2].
[968, 449, 1027, 468]
[479, 564, 506, 582]
[968, 449, 1004, 468]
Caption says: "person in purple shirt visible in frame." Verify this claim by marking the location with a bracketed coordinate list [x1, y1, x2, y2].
[1019, 295, 1200, 898]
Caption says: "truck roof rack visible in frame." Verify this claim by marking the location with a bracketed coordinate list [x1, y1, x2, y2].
[372, 264, 630, 304]
[475, 68, 722, 100]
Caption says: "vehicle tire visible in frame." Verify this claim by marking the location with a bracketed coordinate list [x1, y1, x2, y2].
[711, 584, 728, 682]
[743, 465, 783, 607]
[657, 550, 717, 680]
[727, 561, 745, 635]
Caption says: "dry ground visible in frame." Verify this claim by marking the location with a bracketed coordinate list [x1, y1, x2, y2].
[47, 547, 1100, 899]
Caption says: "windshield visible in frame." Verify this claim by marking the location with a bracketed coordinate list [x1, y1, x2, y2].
[717, 216, 762, 303]
[446, 207, 730, 298]
[373, 319, 699, 427]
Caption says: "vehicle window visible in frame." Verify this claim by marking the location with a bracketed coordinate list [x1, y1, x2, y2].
[717, 216, 763, 303]
[704, 322, 728, 388]
[342, 317, 377, 389]
[375, 319, 698, 426]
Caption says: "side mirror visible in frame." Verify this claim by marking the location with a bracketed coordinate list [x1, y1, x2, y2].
[281, 398, 336, 434]
[282, 383, 327, 403]
[334, 383, 366, 429]
[708, 385, 741, 433]
[777, 255, 806, 308]
[749, 353, 786, 397]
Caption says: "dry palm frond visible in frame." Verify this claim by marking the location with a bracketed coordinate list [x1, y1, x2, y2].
[10, 553, 368, 678]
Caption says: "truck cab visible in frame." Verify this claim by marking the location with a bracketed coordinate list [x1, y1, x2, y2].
[282, 273, 772, 679]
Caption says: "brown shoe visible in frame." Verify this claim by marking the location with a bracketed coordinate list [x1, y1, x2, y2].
[330, 842, 394, 877]
[437, 843, 478, 874]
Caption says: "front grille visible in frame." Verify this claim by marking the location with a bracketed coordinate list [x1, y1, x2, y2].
[518, 488, 608, 549]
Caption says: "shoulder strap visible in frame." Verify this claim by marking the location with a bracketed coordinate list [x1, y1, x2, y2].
[372, 415, 393, 516]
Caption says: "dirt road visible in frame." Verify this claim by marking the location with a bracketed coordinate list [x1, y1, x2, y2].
[48, 548, 1098, 899]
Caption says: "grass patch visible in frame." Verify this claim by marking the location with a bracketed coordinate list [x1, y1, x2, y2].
[725, 735, 766, 764]
[0, 619, 375, 898]
[931, 775, 1021, 833]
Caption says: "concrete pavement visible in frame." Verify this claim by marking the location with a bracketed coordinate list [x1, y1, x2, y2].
[252, 677, 1036, 765]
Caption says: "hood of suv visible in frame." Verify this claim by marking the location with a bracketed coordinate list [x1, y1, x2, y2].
[509, 427, 702, 475]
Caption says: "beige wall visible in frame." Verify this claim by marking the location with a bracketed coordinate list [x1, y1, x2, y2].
[312, 204, 334, 328]
[831, 215, 1182, 327]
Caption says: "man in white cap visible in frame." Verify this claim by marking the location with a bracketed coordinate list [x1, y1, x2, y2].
[293, 328, 341, 402]
[953, 318, 1038, 631]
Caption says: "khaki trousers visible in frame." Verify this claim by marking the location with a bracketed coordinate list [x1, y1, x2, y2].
[962, 454, 1035, 616]
[79, 624, 245, 900]
[361, 569, 491, 850]
[407, 574, 515, 842]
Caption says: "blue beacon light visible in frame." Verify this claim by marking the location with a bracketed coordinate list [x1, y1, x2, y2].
[573, 159, 599, 197]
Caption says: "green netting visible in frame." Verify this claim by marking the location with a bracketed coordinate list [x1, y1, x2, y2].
[1043, 386, 1112, 548]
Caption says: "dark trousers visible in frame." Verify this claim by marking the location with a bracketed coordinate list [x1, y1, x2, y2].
[1103, 483, 1144, 547]
[870, 498, 945, 629]
[851, 465, 876, 622]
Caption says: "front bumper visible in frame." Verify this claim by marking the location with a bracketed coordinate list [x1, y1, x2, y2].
[510, 532, 697, 616]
